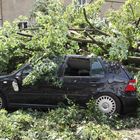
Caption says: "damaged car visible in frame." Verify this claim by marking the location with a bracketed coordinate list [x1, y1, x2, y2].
[0, 55, 138, 115]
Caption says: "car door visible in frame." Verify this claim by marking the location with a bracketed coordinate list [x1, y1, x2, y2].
[61, 56, 93, 105]
[7, 65, 42, 105]
[62, 76, 92, 105]
[8, 64, 67, 106]
[62, 56, 106, 106]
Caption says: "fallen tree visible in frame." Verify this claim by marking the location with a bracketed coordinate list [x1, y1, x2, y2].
[0, 0, 139, 85]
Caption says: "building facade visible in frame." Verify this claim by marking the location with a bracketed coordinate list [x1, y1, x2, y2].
[0, 0, 125, 26]
[0, 0, 34, 26]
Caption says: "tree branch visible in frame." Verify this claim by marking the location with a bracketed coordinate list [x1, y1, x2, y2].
[126, 66, 140, 73]
[123, 56, 140, 67]
[129, 4, 135, 20]
[69, 28, 94, 32]
[135, 18, 140, 28]
[84, 31, 108, 53]
[83, 8, 110, 36]
[17, 32, 33, 38]
[129, 47, 140, 53]
[69, 30, 82, 36]
[68, 34, 109, 54]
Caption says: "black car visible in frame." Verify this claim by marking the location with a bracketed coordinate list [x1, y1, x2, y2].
[0, 55, 138, 114]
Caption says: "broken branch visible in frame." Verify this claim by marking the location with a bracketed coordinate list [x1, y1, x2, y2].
[84, 31, 108, 53]
[83, 8, 110, 36]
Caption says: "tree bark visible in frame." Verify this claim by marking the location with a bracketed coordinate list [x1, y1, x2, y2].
[123, 56, 140, 66]
[126, 66, 140, 73]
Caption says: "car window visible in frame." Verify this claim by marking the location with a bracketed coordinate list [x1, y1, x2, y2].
[90, 59, 104, 76]
[64, 57, 90, 76]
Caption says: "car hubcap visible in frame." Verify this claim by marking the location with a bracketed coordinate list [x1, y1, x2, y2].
[96, 96, 116, 114]
[0, 97, 3, 109]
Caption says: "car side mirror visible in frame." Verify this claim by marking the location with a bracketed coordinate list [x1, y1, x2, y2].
[12, 79, 20, 92]
[15, 71, 22, 80]
[15, 72, 23, 85]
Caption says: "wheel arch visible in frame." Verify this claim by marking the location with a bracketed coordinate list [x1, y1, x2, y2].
[0, 90, 8, 109]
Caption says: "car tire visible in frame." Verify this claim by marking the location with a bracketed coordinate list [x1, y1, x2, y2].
[95, 93, 121, 115]
[0, 94, 6, 109]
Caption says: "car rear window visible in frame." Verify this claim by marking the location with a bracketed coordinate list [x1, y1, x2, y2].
[121, 65, 133, 79]
[103, 60, 130, 79]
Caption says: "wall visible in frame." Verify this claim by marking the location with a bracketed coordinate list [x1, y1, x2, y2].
[0, 0, 126, 26]
[0, 0, 34, 25]
[101, 0, 125, 16]
[0, 0, 2, 26]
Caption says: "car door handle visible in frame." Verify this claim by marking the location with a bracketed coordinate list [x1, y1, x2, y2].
[89, 82, 97, 87]
[89, 82, 96, 84]
[91, 84, 96, 87]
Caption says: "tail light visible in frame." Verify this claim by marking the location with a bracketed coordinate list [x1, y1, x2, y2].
[124, 79, 137, 92]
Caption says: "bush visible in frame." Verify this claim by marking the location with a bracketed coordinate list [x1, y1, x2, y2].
[0, 110, 33, 139]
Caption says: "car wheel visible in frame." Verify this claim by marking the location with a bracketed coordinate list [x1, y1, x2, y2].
[0, 95, 6, 109]
[96, 94, 121, 115]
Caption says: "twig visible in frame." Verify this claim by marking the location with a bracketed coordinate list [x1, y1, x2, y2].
[69, 28, 94, 32]
[85, 31, 108, 53]
[17, 32, 33, 38]
[69, 30, 82, 36]
[135, 18, 140, 28]
[129, 4, 135, 20]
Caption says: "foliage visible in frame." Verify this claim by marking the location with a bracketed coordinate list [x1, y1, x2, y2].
[0, 110, 32, 139]
[106, 0, 140, 58]
[23, 57, 63, 86]
[0, 0, 80, 85]
[0, 21, 23, 73]
[0, 1, 139, 139]
[76, 122, 117, 140]
[137, 72, 140, 93]
[0, 0, 139, 85]
[1, 99, 140, 139]
[0, 102, 122, 140]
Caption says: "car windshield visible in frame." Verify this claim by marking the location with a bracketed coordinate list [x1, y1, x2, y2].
[10, 64, 29, 75]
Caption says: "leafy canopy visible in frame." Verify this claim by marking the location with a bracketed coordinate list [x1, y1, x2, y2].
[0, 0, 139, 85]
